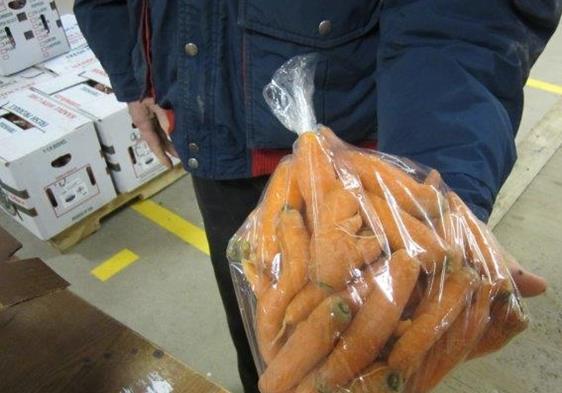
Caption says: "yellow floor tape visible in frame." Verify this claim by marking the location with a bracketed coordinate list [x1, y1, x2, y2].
[92, 249, 139, 282]
[527, 78, 562, 96]
[132, 199, 210, 255]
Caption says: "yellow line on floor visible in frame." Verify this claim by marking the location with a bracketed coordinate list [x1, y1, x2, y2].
[131, 199, 210, 255]
[527, 78, 562, 96]
[92, 249, 139, 282]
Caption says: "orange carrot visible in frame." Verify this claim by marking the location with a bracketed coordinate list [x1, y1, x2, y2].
[317, 187, 360, 229]
[294, 132, 338, 215]
[259, 296, 353, 393]
[283, 283, 334, 331]
[309, 214, 368, 290]
[257, 208, 310, 363]
[295, 369, 319, 393]
[243, 259, 272, 299]
[356, 230, 383, 265]
[468, 291, 528, 359]
[256, 159, 303, 274]
[316, 250, 421, 392]
[447, 192, 505, 284]
[423, 169, 443, 189]
[284, 255, 385, 333]
[388, 268, 479, 376]
[368, 193, 448, 272]
[412, 283, 492, 392]
[343, 362, 406, 393]
[395, 320, 412, 338]
[344, 150, 442, 218]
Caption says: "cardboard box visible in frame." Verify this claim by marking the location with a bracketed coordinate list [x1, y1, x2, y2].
[0, 65, 54, 106]
[0, 90, 116, 240]
[38, 13, 101, 75]
[0, 253, 228, 393]
[59, 13, 87, 50]
[33, 67, 173, 193]
[0, 0, 70, 75]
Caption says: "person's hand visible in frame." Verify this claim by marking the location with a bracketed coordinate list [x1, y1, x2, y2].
[128, 98, 178, 169]
[506, 255, 547, 297]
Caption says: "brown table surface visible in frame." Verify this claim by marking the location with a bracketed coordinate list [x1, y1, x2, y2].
[0, 258, 228, 393]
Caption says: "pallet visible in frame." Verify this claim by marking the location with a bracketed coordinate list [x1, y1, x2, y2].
[50, 166, 187, 252]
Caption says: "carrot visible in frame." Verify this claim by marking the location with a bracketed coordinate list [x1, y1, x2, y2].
[395, 320, 412, 338]
[256, 208, 310, 364]
[468, 290, 528, 359]
[412, 283, 492, 392]
[283, 283, 334, 330]
[294, 132, 338, 218]
[402, 281, 425, 320]
[317, 187, 360, 229]
[295, 369, 319, 393]
[342, 362, 406, 393]
[447, 192, 505, 284]
[356, 230, 383, 265]
[344, 150, 442, 218]
[368, 193, 448, 272]
[259, 296, 353, 393]
[413, 252, 463, 319]
[256, 159, 303, 274]
[388, 267, 479, 376]
[309, 214, 368, 290]
[316, 250, 421, 392]
[242, 259, 272, 299]
[423, 169, 443, 189]
[338, 261, 390, 315]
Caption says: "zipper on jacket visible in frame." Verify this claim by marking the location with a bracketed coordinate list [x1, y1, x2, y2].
[141, 0, 156, 99]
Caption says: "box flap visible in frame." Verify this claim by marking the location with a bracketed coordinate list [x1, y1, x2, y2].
[0, 67, 55, 107]
[80, 67, 112, 88]
[0, 225, 21, 262]
[0, 258, 69, 308]
[32, 73, 87, 96]
[61, 14, 88, 50]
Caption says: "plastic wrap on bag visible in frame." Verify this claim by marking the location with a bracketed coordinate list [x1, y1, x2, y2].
[227, 54, 528, 393]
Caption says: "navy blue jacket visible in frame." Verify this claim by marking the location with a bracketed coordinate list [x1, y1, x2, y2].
[74, 0, 561, 221]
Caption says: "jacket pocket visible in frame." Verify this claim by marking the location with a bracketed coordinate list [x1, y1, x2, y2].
[238, 0, 381, 48]
[239, 0, 381, 149]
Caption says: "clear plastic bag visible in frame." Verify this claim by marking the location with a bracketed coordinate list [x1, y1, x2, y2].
[228, 54, 528, 393]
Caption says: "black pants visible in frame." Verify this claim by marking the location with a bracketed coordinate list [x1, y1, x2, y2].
[192, 175, 269, 393]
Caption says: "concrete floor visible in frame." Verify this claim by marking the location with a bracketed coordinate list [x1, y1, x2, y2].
[1, 2, 561, 392]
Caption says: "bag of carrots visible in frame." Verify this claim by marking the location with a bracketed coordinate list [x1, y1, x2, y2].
[227, 55, 528, 393]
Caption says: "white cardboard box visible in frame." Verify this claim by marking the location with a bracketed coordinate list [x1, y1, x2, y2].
[0, 90, 116, 240]
[32, 67, 172, 193]
[39, 13, 101, 75]
[0, 65, 54, 106]
[0, 0, 70, 75]
[59, 14, 87, 50]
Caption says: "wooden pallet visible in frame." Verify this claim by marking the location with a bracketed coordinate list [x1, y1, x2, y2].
[50, 166, 186, 252]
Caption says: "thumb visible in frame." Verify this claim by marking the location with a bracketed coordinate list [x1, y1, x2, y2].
[507, 257, 547, 297]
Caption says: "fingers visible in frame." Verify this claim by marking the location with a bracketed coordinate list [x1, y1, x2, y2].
[138, 119, 174, 169]
[151, 104, 171, 134]
[128, 100, 175, 169]
[507, 258, 547, 298]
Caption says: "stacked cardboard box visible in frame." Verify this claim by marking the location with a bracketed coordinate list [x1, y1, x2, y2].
[32, 67, 171, 193]
[0, 90, 116, 240]
[0, 13, 181, 241]
[0, 0, 70, 75]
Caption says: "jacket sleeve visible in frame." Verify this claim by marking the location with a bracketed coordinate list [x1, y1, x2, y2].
[376, 0, 562, 221]
[74, 0, 142, 102]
